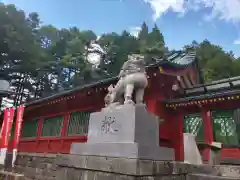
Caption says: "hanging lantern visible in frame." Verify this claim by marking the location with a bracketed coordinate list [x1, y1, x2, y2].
[159, 67, 164, 73]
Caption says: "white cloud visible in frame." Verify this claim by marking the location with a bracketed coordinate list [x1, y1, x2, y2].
[234, 39, 240, 45]
[129, 26, 141, 37]
[96, 36, 101, 41]
[199, 0, 240, 23]
[144, 0, 240, 23]
[144, 0, 185, 21]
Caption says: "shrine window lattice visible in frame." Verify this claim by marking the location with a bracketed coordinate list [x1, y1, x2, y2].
[21, 119, 38, 138]
[41, 116, 64, 137]
[212, 110, 240, 146]
[183, 114, 204, 142]
[67, 111, 92, 136]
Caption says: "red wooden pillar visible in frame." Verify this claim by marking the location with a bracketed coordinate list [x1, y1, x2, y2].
[147, 99, 157, 114]
[60, 113, 70, 152]
[36, 118, 44, 152]
[202, 108, 214, 161]
[37, 118, 44, 140]
[61, 113, 70, 137]
[174, 109, 184, 161]
[147, 99, 165, 147]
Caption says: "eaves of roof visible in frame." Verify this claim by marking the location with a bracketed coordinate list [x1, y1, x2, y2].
[165, 89, 240, 104]
[152, 51, 196, 68]
[183, 76, 240, 96]
[25, 77, 117, 106]
[164, 89, 240, 104]
[164, 75, 240, 105]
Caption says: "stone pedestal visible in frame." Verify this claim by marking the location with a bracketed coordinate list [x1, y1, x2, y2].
[208, 142, 222, 165]
[70, 104, 174, 160]
[183, 133, 203, 165]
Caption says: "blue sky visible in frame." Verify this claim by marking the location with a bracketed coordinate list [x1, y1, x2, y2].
[1, 0, 240, 57]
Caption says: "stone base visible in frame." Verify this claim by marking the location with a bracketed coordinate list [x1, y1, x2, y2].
[71, 142, 174, 161]
[5, 153, 240, 180]
[71, 104, 175, 161]
[183, 133, 203, 165]
[0, 170, 24, 180]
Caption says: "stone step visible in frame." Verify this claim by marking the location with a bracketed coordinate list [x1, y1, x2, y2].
[214, 165, 240, 178]
[187, 173, 239, 180]
[189, 164, 240, 178]
[0, 170, 24, 180]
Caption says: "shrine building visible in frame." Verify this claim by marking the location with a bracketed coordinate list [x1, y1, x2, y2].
[6, 51, 240, 164]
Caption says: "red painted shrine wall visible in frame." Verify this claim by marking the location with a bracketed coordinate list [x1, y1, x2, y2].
[6, 65, 198, 161]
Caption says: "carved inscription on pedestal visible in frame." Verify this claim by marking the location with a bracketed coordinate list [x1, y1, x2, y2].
[101, 116, 118, 134]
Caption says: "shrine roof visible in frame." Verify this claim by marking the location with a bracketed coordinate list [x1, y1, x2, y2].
[25, 51, 197, 107]
[151, 51, 196, 68]
[165, 76, 240, 105]
[166, 89, 240, 104]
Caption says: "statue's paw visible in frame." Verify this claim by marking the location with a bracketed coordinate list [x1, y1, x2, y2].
[112, 102, 120, 106]
[124, 100, 135, 105]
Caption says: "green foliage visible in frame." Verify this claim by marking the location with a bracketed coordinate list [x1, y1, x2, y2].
[184, 40, 238, 82]
[138, 22, 166, 64]
[1, 3, 240, 106]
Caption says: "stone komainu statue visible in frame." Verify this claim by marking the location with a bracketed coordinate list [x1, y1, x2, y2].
[104, 54, 148, 107]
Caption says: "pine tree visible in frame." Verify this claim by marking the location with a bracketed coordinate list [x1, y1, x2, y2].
[138, 22, 148, 41]
[148, 23, 164, 46]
